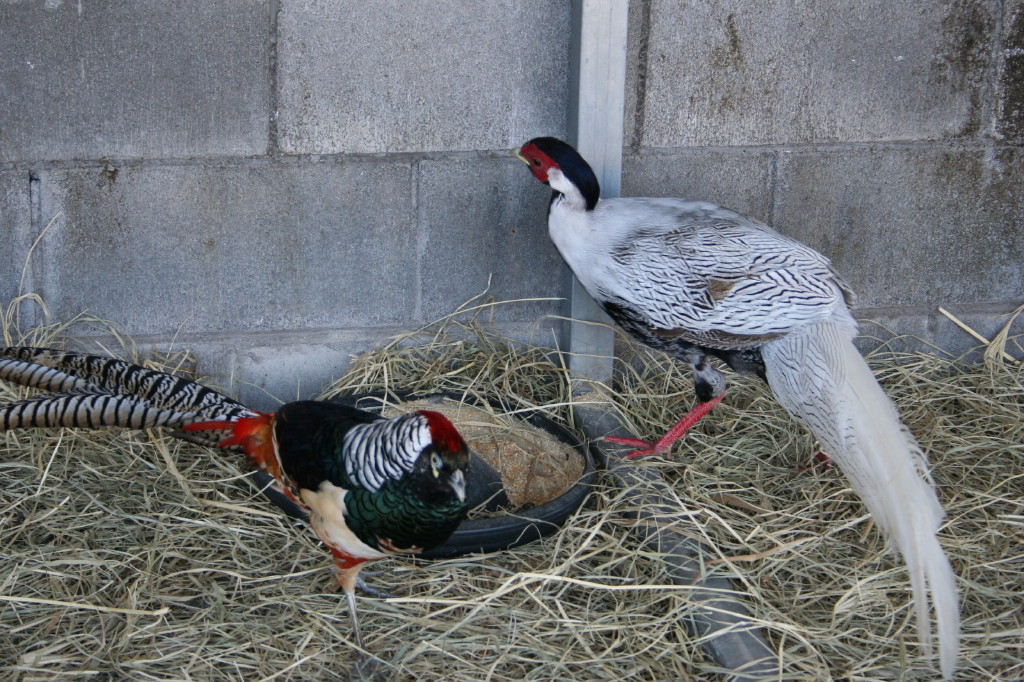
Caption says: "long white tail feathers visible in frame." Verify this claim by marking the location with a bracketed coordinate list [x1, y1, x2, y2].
[762, 319, 960, 680]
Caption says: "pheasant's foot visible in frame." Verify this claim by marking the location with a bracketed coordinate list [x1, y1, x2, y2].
[352, 651, 387, 680]
[604, 392, 726, 460]
[601, 436, 665, 460]
[335, 562, 367, 652]
[355, 573, 392, 599]
[603, 435, 657, 450]
[798, 451, 832, 472]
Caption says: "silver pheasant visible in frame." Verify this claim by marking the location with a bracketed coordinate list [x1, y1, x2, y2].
[516, 137, 959, 680]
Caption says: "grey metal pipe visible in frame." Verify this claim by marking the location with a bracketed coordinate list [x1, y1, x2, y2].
[573, 390, 786, 681]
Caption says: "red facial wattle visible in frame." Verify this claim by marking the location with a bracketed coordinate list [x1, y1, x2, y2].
[519, 143, 558, 184]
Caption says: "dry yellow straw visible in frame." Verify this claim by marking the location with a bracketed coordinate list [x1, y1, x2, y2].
[1, 302, 1021, 679]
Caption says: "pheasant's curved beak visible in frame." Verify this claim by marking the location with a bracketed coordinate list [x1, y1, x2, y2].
[451, 469, 466, 502]
[511, 147, 528, 164]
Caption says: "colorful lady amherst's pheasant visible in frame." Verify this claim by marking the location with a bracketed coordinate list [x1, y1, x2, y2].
[0, 346, 469, 650]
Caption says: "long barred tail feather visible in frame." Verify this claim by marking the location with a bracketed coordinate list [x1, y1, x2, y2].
[0, 354, 91, 394]
[0, 347, 252, 422]
[761, 317, 959, 680]
[0, 348, 258, 442]
[1, 391, 200, 431]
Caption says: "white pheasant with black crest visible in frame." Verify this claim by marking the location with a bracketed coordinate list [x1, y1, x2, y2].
[515, 137, 959, 679]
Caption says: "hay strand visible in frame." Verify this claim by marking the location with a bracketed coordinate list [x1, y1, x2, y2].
[1, 303, 1022, 680]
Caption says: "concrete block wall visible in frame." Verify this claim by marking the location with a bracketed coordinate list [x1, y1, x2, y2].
[623, 0, 1024, 355]
[0, 0, 571, 408]
[2, 1, 1022, 407]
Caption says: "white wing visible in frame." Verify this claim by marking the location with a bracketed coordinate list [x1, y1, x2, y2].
[589, 199, 852, 344]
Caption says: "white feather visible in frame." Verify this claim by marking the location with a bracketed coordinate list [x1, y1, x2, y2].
[530, 138, 960, 677]
[761, 311, 960, 680]
[547, 193, 850, 344]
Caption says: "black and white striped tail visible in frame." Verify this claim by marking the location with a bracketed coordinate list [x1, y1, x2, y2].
[0, 347, 257, 441]
[0, 347, 252, 421]
[1, 391, 199, 431]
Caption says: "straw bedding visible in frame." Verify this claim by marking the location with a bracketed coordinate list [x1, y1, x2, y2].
[1, 300, 1021, 681]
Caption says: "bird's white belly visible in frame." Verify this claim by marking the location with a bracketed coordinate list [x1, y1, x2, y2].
[300, 481, 389, 561]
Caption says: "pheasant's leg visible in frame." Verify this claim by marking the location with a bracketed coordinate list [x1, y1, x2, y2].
[604, 354, 726, 459]
[336, 560, 386, 676]
[605, 392, 725, 459]
[335, 562, 366, 651]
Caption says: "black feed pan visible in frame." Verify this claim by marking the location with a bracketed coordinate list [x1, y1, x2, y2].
[247, 392, 596, 559]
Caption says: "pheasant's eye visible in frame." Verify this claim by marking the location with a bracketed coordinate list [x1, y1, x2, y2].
[532, 158, 541, 167]
[430, 452, 443, 474]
